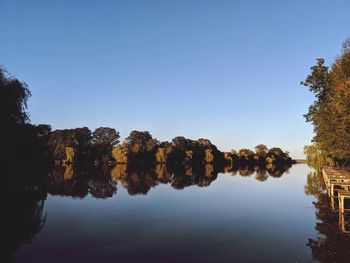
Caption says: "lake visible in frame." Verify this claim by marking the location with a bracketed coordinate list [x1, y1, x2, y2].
[7, 164, 350, 262]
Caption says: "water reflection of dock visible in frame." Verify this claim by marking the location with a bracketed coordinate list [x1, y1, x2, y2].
[323, 168, 350, 234]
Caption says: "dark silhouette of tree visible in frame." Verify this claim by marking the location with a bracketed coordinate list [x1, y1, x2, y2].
[172, 136, 194, 151]
[0, 66, 31, 126]
[126, 131, 153, 149]
[2, 191, 46, 263]
[92, 127, 120, 147]
[90, 127, 120, 165]
[48, 127, 92, 162]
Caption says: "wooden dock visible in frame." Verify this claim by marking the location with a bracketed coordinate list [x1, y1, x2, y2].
[322, 167, 350, 233]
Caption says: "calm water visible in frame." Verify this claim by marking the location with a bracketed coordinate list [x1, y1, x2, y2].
[8, 164, 350, 262]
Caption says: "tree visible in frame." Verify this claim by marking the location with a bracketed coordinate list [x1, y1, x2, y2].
[197, 138, 212, 147]
[126, 131, 153, 147]
[304, 143, 333, 171]
[48, 127, 92, 161]
[172, 136, 195, 151]
[92, 127, 120, 147]
[112, 144, 129, 164]
[0, 66, 31, 126]
[255, 144, 268, 157]
[238, 149, 254, 161]
[302, 39, 350, 165]
[155, 148, 167, 163]
[65, 147, 75, 163]
[268, 147, 284, 157]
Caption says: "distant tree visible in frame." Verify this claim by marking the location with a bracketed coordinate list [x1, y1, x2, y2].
[124, 131, 159, 163]
[224, 152, 233, 164]
[48, 127, 92, 161]
[230, 149, 238, 155]
[71, 127, 92, 150]
[90, 127, 120, 164]
[155, 148, 167, 163]
[268, 147, 284, 157]
[126, 131, 153, 148]
[146, 138, 159, 152]
[92, 127, 120, 147]
[197, 138, 213, 147]
[238, 149, 254, 161]
[255, 144, 268, 157]
[65, 147, 75, 163]
[172, 136, 195, 151]
[156, 142, 174, 164]
[111, 144, 129, 164]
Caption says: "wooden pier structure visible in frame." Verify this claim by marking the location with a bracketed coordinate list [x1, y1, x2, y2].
[322, 167, 350, 233]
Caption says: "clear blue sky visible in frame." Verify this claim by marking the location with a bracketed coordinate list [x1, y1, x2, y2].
[1, 0, 349, 158]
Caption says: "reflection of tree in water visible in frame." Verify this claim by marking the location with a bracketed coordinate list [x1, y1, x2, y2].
[47, 165, 117, 199]
[231, 164, 290, 181]
[46, 163, 292, 198]
[266, 164, 290, 178]
[155, 164, 172, 182]
[239, 166, 255, 177]
[47, 165, 88, 198]
[88, 178, 117, 199]
[2, 160, 48, 263]
[255, 168, 269, 182]
[304, 171, 325, 197]
[110, 164, 127, 182]
[120, 170, 158, 195]
[305, 171, 350, 262]
[171, 165, 217, 189]
[2, 162, 291, 261]
[2, 191, 46, 263]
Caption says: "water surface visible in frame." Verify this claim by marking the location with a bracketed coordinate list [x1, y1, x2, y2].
[10, 164, 350, 262]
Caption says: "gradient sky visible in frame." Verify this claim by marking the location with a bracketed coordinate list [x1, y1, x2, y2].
[1, 0, 349, 158]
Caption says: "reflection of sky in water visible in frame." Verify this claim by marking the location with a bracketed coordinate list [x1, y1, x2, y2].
[16, 164, 317, 263]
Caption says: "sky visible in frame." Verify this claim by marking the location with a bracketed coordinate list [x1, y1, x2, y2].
[1, 0, 349, 158]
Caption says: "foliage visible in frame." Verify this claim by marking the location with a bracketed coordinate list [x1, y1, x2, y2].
[92, 127, 120, 147]
[302, 39, 350, 165]
[238, 149, 255, 161]
[255, 144, 268, 157]
[65, 147, 75, 163]
[112, 144, 129, 164]
[303, 143, 334, 171]
[0, 66, 31, 126]
[48, 127, 92, 161]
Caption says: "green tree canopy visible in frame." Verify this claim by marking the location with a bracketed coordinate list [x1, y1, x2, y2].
[302, 39, 350, 165]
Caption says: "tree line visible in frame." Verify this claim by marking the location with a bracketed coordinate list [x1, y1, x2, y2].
[47, 127, 293, 168]
[303, 39, 350, 168]
[1, 65, 294, 174]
